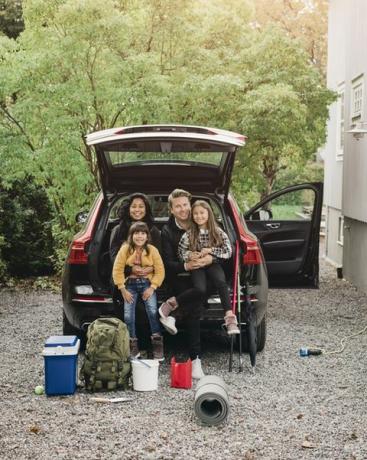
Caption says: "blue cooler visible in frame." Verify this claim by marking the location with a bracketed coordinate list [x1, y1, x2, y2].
[42, 335, 80, 396]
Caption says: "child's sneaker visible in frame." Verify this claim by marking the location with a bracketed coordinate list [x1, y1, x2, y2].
[151, 334, 164, 361]
[159, 315, 177, 335]
[224, 312, 240, 335]
[159, 297, 178, 318]
[129, 338, 140, 358]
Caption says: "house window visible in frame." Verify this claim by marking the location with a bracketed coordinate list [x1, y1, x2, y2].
[351, 75, 364, 121]
[337, 216, 344, 246]
[336, 83, 345, 158]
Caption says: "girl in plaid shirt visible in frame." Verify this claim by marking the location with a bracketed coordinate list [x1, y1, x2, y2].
[178, 200, 240, 335]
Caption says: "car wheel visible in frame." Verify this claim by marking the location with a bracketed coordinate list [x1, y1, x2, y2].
[256, 314, 266, 352]
[62, 311, 86, 350]
[237, 315, 266, 353]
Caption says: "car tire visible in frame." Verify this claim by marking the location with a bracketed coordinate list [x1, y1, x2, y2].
[256, 314, 266, 352]
[62, 311, 86, 350]
[237, 315, 266, 353]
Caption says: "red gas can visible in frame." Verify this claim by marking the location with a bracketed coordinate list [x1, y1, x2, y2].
[170, 357, 192, 389]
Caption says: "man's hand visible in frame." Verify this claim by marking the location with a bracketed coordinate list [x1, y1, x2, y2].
[188, 251, 202, 261]
[142, 286, 154, 301]
[121, 288, 134, 304]
[197, 254, 213, 267]
[185, 255, 211, 271]
[185, 259, 202, 271]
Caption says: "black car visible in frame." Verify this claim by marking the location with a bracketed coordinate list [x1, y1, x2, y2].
[62, 124, 323, 361]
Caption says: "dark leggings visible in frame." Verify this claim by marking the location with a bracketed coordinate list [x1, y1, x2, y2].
[191, 263, 231, 313]
[168, 276, 204, 360]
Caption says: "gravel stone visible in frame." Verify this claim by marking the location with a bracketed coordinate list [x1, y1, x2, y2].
[0, 257, 366, 459]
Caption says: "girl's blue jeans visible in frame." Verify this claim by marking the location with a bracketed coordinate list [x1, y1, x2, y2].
[124, 278, 161, 338]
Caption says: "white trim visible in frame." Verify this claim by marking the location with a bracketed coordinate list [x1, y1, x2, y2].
[86, 125, 246, 147]
[337, 216, 344, 246]
[351, 75, 364, 121]
[336, 83, 345, 159]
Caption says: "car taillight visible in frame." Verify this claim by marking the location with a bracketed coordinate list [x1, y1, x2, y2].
[68, 237, 90, 264]
[243, 240, 262, 265]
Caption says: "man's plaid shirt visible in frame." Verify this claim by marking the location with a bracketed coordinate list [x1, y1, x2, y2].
[178, 228, 232, 262]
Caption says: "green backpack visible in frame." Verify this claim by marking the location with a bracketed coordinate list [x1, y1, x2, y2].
[81, 317, 131, 391]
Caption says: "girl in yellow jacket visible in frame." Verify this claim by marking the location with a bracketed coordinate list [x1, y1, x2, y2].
[112, 221, 165, 361]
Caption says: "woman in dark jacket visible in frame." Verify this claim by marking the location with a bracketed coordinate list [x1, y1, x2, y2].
[109, 193, 161, 263]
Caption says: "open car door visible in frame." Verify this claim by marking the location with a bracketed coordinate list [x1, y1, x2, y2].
[245, 183, 323, 288]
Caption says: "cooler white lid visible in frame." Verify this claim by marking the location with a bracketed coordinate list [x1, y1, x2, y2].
[44, 335, 78, 347]
[42, 336, 80, 356]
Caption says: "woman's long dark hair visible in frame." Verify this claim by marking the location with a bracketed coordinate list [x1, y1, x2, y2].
[115, 193, 154, 243]
[127, 221, 151, 255]
[188, 200, 223, 251]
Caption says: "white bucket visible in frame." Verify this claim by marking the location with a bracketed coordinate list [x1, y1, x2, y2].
[131, 359, 159, 391]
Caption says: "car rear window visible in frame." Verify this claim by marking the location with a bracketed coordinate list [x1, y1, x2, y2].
[109, 195, 223, 222]
[98, 139, 235, 168]
[107, 151, 223, 167]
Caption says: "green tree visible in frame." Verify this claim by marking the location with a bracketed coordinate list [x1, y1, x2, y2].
[253, 0, 328, 78]
[0, 0, 24, 39]
[0, 0, 333, 269]
[0, 177, 54, 277]
[230, 28, 335, 203]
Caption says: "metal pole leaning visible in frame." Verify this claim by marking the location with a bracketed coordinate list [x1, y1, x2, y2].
[228, 239, 239, 372]
[229, 335, 234, 372]
[237, 266, 243, 372]
[229, 240, 243, 372]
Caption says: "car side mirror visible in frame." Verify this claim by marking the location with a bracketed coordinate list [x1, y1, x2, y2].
[247, 209, 273, 221]
[75, 211, 89, 224]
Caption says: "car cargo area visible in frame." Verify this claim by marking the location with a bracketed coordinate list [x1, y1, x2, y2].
[95, 193, 237, 324]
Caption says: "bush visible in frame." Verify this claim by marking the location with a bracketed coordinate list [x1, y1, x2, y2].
[0, 177, 54, 277]
[0, 235, 7, 282]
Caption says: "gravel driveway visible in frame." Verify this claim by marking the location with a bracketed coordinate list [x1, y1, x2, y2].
[0, 258, 366, 460]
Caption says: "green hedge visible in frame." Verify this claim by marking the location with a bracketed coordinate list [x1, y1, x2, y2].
[0, 177, 54, 278]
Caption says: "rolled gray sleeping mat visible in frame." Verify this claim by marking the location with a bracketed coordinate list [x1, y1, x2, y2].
[194, 375, 229, 426]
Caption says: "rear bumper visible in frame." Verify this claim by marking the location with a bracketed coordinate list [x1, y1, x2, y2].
[63, 296, 119, 332]
[62, 279, 267, 333]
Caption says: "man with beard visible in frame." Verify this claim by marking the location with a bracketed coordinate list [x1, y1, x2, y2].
[159, 189, 213, 379]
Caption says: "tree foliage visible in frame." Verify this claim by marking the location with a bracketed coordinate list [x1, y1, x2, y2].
[0, 0, 334, 271]
[253, 0, 328, 78]
[0, 0, 24, 39]
[0, 176, 54, 277]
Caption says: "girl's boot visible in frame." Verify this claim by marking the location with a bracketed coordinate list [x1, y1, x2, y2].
[130, 338, 140, 358]
[224, 311, 240, 335]
[151, 334, 164, 361]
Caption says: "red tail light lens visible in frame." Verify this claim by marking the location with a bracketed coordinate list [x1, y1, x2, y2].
[68, 237, 90, 264]
[67, 194, 103, 265]
[243, 240, 262, 265]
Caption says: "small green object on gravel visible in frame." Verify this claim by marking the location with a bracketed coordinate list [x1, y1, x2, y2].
[34, 385, 44, 395]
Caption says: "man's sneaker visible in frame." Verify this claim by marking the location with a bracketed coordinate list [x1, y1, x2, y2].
[159, 316, 177, 335]
[224, 312, 240, 335]
[159, 297, 178, 318]
[191, 357, 205, 380]
[130, 338, 140, 359]
[151, 334, 164, 361]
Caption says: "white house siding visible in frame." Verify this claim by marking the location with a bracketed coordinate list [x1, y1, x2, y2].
[343, 2, 367, 223]
[326, 0, 367, 293]
[325, 206, 343, 266]
[324, 0, 346, 267]
[344, 217, 367, 293]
